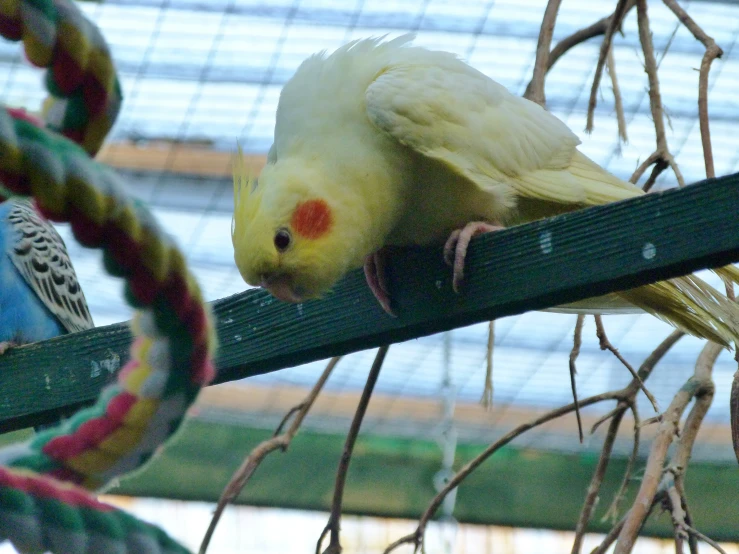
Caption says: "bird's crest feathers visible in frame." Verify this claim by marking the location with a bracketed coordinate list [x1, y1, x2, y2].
[232, 142, 263, 243]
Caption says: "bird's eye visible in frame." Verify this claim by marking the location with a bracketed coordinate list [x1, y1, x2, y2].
[274, 228, 292, 252]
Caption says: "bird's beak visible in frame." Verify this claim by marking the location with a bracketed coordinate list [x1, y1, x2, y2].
[261, 274, 304, 303]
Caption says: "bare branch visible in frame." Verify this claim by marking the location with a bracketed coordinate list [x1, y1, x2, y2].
[200, 356, 342, 554]
[662, 0, 723, 179]
[614, 341, 721, 553]
[595, 315, 659, 411]
[607, 46, 628, 143]
[481, 321, 495, 408]
[591, 515, 627, 554]
[586, 0, 636, 133]
[550, 1, 635, 72]
[386, 391, 651, 553]
[632, 0, 685, 188]
[524, 0, 636, 102]
[664, 481, 689, 553]
[659, 342, 719, 553]
[318, 346, 389, 554]
[525, 0, 564, 107]
[572, 404, 625, 554]
[640, 157, 669, 192]
[636, 2, 666, 149]
[603, 401, 640, 523]
[682, 524, 728, 554]
[382, 324, 682, 553]
[570, 314, 585, 442]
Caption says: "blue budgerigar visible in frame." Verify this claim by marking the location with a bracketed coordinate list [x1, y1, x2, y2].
[0, 197, 94, 355]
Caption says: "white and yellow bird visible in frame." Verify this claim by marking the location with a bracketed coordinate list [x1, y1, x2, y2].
[232, 34, 739, 346]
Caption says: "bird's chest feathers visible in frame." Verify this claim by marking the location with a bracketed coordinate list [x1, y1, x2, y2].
[385, 158, 505, 247]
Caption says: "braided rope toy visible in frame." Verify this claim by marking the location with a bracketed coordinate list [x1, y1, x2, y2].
[0, 1, 218, 552]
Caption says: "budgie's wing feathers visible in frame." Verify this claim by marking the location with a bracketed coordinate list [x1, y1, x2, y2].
[6, 199, 94, 333]
[365, 62, 640, 208]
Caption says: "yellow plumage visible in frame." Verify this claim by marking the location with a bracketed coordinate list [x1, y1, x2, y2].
[232, 34, 739, 346]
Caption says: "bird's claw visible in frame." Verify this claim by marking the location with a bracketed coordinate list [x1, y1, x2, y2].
[363, 250, 396, 317]
[443, 222, 505, 293]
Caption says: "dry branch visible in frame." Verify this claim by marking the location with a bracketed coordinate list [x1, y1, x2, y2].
[525, 0, 564, 107]
[572, 406, 625, 554]
[481, 321, 495, 408]
[384, 329, 683, 554]
[318, 346, 389, 554]
[595, 316, 658, 411]
[606, 46, 628, 143]
[569, 314, 585, 443]
[630, 0, 685, 189]
[586, 0, 636, 133]
[199, 357, 342, 554]
[613, 342, 721, 553]
[662, 0, 723, 179]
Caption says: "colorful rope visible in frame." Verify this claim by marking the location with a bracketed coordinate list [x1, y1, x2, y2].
[0, 1, 218, 552]
[0, 0, 122, 156]
[0, 468, 190, 554]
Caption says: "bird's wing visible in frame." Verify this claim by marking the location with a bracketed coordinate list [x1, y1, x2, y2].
[5, 199, 94, 333]
[365, 62, 640, 208]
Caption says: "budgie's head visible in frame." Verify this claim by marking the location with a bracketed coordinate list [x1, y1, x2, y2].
[232, 148, 361, 304]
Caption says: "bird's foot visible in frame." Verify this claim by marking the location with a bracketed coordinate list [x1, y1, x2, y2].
[363, 248, 396, 317]
[444, 221, 505, 293]
[0, 341, 17, 355]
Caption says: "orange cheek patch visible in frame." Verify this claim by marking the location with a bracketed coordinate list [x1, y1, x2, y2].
[291, 199, 333, 239]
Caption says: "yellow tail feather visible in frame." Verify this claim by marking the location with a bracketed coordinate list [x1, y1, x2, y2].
[619, 272, 739, 347]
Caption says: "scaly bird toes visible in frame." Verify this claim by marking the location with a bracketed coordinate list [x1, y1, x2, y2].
[363, 249, 396, 317]
[443, 230, 462, 267]
[444, 222, 505, 293]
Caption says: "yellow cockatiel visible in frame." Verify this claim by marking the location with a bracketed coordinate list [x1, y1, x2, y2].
[232, 34, 739, 346]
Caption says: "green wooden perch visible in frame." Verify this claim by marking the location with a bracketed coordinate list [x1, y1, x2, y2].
[1, 173, 738, 432]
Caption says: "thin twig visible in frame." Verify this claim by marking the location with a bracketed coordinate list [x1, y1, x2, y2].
[572, 405, 625, 554]
[481, 321, 494, 408]
[383, 328, 682, 553]
[525, 0, 564, 107]
[595, 315, 659, 411]
[601, 332, 684, 525]
[634, 0, 686, 188]
[548, 0, 636, 74]
[602, 401, 640, 523]
[590, 515, 627, 554]
[591, 405, 620, 434]
[570, 315, 585, 442]
[586, 0, 635, 133]
[385, 391, 651, 553]
[684, 502, 701, 554]
[318, 346, 389, 554]
[606, 46, 628, 143]
[524, 0, 636, 101]
[661, 341, 719, 554]
[682, 524, 728, 554]
[199, 356, 342, 554]
[614, 341, 721, 553]
[273, 403, 306, 437]
[595, 332, 683, 534]
[661, 0, 723, 180]
[639, 157, 669, 192]
[663, 481, 689, 554]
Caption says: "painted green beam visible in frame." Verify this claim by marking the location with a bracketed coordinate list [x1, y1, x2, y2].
[115, 418, 739, 542]
[1, 174, 738, 431]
